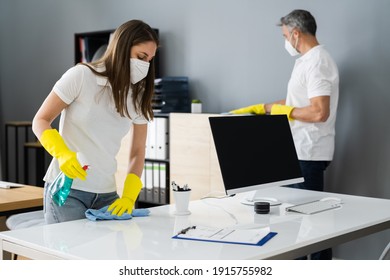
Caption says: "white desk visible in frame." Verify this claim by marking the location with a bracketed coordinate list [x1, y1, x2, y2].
[1, 187, 390, 260]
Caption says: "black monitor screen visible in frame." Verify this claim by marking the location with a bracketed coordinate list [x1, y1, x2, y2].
[209, 115, 303, 195]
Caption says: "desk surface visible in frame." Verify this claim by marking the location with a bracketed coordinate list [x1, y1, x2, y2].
[1, 187, 390, 260]
[0, 184, 43, 215]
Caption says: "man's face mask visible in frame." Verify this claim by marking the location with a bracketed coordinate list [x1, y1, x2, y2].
[285, 32, 300, 56]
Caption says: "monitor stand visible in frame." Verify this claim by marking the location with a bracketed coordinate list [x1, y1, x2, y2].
[240, 190, 281, 206]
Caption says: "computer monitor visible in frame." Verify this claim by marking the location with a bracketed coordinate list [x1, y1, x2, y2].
[209, 115, 304, 204]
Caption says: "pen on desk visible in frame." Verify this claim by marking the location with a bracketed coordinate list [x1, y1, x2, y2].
[178, 226, 196, 235]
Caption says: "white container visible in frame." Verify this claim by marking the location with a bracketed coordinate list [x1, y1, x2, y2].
[173, 190, 191, 215]
[191, 102, 202, 113]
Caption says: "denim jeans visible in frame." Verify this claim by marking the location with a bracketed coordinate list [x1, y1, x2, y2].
[287, 160, 333, 260]
[44, 183, 119, 224]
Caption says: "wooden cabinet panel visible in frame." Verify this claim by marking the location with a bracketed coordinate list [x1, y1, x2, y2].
[169, 113, 225, 202]
[116, 113, 225, 204]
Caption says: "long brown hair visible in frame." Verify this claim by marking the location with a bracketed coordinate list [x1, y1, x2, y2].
[84, 20, 158, 121]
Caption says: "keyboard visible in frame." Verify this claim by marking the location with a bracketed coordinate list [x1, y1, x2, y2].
[286, 199, 342, 214]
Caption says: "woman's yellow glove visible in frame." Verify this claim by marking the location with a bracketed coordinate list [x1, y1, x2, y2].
[271, 104, 295, 121]
[108, 173, 143, 216]
[229, 103, 265, 115]
[40, 129, 86, 180]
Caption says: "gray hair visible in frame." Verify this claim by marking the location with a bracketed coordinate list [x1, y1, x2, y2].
[278, 10, 317, 36]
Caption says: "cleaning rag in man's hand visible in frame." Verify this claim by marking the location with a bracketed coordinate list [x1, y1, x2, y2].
[85, 206, 150, 221]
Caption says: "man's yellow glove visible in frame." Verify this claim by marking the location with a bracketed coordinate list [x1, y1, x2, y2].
[108, 173, 142, 216]
[230, 103, 266, 115]
[271, 104, 295, 121]
[40, 129, 87, 180]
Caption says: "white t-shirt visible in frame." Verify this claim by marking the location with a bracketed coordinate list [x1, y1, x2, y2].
[44, 64, 148, 193]
[286, 45, 339, 161]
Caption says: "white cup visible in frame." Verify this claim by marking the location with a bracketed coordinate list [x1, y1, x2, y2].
[173, 190, 191, 215]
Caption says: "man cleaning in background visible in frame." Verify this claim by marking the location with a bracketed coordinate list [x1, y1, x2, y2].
[231, 9, 339, 259]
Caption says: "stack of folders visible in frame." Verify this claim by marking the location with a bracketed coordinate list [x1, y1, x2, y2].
[145, 117, 169, 160]
[138, 162, 167, 204]
[139, 116, 169, 204]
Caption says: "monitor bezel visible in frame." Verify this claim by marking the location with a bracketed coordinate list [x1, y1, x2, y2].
[225, 178, 304, 195]
[209, 115, 304, 196]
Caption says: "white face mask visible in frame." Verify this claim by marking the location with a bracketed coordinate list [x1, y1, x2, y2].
[284, 33, 300, 56]
[130, 58, 150, 84]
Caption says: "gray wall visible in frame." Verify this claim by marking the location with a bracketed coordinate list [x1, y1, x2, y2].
[1, 0, 389, 259]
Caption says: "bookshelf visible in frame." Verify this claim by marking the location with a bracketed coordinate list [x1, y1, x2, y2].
[139, 114, 170, 207]
[74, 30, 114, 64]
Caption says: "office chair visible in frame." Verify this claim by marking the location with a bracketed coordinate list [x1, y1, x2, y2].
[379, 241, 390, 260]
[6, 210, 45, 260]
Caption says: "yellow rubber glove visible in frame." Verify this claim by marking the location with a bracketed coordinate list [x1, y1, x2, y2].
[108, 173, 143, 216]
[230, 103, 265, 115]
[40, 129, 87, 180]
[271, 104, 295, 121]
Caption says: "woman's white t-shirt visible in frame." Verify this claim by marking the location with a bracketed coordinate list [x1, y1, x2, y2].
[44, 64, 148, 193]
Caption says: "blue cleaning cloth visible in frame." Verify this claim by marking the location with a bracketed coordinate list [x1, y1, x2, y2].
[85, 206, 150, 221]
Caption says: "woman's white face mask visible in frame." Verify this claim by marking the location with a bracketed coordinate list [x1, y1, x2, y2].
[284, 33, 300, 56]
[130, 58, 150, 84]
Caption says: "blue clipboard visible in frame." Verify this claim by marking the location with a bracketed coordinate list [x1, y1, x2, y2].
[172, 231, 277, 247]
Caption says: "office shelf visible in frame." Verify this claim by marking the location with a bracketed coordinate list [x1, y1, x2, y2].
[4, 121, 32, 182]
[74, 30, 114, 64]
[4, 121, 49, 186]
[138, 114, 170, 206]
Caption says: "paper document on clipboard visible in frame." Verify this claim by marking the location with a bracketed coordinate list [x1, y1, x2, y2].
[172, 225, 277, 246]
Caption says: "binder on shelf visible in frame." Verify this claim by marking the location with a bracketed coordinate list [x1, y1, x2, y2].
[152, 162, 160, 204]
[138, 167, 146, 201]
[108, 32, 114, 44]
[156, 117, 169, 160]
[159, 163, 167, 204]
[79, 38, 87, 63]
[146, 120, 157, 159]
[145, 162, 153, 202]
